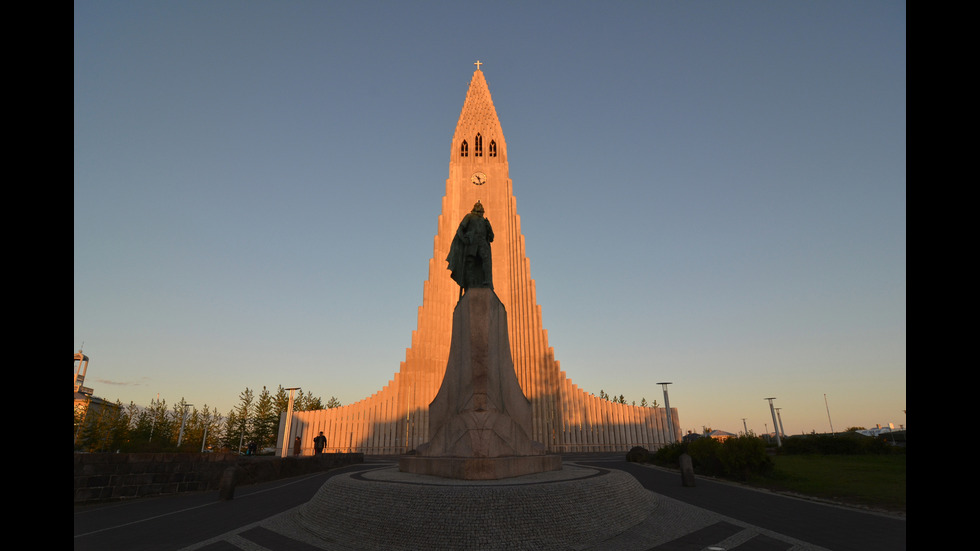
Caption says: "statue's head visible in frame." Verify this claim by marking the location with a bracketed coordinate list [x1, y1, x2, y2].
[472, 201, 485, 215]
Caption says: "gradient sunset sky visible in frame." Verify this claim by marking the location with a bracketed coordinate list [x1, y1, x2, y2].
[74, 1, 906, 436]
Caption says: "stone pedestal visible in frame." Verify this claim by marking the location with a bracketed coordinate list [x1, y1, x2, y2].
[399, 288, 561, 479]
[290, 465, 653, 550]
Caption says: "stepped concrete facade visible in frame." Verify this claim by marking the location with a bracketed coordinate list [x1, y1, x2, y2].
[277, 65, 679, 455]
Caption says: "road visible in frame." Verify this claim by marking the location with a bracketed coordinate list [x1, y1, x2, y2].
[74, 461, 384, 551]
[577, 456, 905, 551]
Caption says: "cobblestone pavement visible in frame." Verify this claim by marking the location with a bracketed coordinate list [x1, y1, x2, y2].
[178, 463, 835, 551]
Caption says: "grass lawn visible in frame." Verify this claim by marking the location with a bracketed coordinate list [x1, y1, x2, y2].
[748, 454, 905, 513]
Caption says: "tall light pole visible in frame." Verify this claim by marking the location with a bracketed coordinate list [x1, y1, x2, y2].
[765, 398, 781, 447]
[775, 407, 786, 439]
[824, 394, 835, 435]
[148, 396, 156, 443]
[657, 382, 674, 443]
[742, 418, 748, 436]
[177, 402, 193, 447]
[280, 387, 301, 458]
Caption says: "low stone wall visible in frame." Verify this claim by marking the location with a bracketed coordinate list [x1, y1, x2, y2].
[73, 452, 363, 505]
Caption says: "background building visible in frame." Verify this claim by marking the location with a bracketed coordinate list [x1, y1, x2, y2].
[278, 67, 679, 455]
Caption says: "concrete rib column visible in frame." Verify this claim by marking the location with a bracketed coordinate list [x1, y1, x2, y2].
[589, 394, 600, 451]
[598, 398, 614, 451]
[625, 406, 636, 447]
[643, 408, 654, 448]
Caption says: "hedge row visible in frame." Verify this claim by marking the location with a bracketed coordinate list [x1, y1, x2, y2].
[627, 436, 773, 480]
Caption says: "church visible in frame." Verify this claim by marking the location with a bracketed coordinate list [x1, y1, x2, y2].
[278, 64, 679, 455]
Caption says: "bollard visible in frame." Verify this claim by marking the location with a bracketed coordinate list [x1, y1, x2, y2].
[679, 453, 695, 487]
[219, 466, 238, 500]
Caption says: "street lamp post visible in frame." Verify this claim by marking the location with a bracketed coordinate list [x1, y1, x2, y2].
[825, 394, 835, 435]
[657, 382, 674, 443]
[765, 398, 781, 447]
[280, 387, 301, 458]
[177, 402, 193, 447]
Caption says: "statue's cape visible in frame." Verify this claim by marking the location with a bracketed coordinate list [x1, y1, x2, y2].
[447, 231, 466, 287]
[447, 213, 480, 287]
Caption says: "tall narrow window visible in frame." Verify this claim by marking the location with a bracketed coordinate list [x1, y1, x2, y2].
[489, 140, 497, 157]
[475, 133, 483, 157]
[460, 140, 468, 157]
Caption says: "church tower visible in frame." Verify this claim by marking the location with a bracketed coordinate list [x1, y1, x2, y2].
[398, 62, 562, 447]
[278, 65, 679, 455]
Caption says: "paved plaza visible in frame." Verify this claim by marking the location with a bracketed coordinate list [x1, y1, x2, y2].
[213, 464, 831, 550]
[75, 457, 905, 551]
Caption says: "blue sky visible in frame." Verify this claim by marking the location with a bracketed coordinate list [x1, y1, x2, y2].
[74, 1, 906, 436]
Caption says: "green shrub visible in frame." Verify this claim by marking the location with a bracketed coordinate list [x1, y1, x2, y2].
[781, 433, 897, 455]
[718, 435, 773, 480]
[625, 446, 651, 463]
[652, 436, 772, 480]
[687, 437, 724, 476]
[652, 441, 686, 467]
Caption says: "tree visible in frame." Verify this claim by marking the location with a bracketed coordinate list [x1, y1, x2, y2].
[74, 402, 86, 444]
[640, 397, 648, 407]
[251, 387, 277, 449]
[172, 400, 196, 449]
[226, 388, 254, 452]
[306, 395, 324, 410]
[273, 386, 290, 417]
[125, 401, 166, 451]
[222, 409, 241, 451]
[72, 385, 337, 454]
[185, 404, 222, 452]
[179, 406, 202, 451]
[299, 390, 324, 411]
[76, 399, 128, 453]
[146, 398, 174, 448]
[201, 405, 223, 451]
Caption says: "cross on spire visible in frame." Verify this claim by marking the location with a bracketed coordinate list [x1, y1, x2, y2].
[474, 60, 483, 71]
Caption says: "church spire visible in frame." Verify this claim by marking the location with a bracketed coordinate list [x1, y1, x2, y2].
[452, 65, 506, 164]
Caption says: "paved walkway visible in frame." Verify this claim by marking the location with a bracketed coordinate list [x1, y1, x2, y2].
[578, 457, 905, 551]
[74, 457, 905, 551]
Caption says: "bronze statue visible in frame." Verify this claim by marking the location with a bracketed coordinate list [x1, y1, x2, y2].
[447, 201, 493, 293]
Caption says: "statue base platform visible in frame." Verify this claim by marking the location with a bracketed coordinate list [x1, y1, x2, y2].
[398, 454, 561, 480]
[406, 288, 556, 480]
[280, 463, 655, 551]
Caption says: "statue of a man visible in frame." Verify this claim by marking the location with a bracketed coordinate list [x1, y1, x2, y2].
[447, 201, 494, 292]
